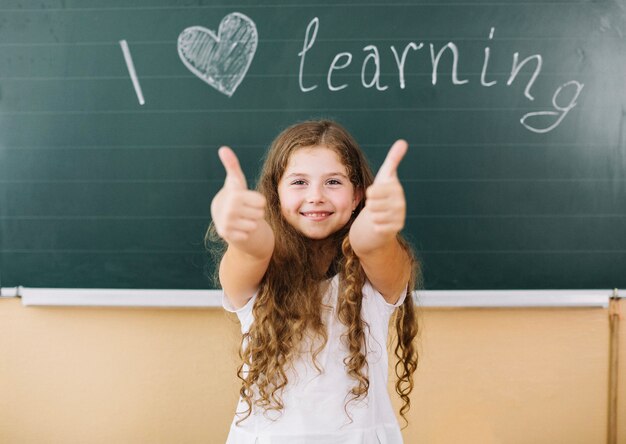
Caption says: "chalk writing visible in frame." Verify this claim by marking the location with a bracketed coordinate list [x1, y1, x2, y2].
[430, 42, 468, 86]
[507, 53, 542, 101]
[298, 17, 584, 134]
[119, 40, 145, 105]
[391, 42, 423, 89]
[177, 12, 258, 97]
[480, 28, 497, 87]
[521, 81, 584, 134]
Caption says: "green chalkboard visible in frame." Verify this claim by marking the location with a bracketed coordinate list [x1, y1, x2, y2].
[1, 0, 625, 290]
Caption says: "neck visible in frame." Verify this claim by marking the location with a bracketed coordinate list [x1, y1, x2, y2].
[308, 238, 337, 279]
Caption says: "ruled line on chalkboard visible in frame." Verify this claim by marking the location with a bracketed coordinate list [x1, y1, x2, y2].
[0, 107, 607, 115]
[1, 179, 624, 184]
[1, 215, 624, 220]
[0, 249, 205, 254]
[0, 3, 597, 13]
[0, 142, 613, 149]
[0, 216, 210, 220]
[0, 35, 613, 47]
[0, 179, 221, 184]
[2, 249, 625, 255]
[407, 214, 626, 219]
[0, 72, 603, 80]
[421, 250, 626, 254]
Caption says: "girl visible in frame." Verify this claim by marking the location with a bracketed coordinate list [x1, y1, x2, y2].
[210, 120, 420, 443]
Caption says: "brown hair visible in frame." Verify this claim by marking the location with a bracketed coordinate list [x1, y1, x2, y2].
[214, 120, 420, 427]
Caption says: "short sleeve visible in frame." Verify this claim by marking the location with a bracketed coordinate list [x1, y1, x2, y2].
[362, 280, 409, 314]
[221, 291, 258, 334]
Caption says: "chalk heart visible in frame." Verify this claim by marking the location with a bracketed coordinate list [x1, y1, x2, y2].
[177, 12, 258, 97]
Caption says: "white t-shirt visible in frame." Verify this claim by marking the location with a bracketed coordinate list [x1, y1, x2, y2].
[222, 274, 407, 444]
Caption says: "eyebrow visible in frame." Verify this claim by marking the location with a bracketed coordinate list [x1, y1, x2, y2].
[284, 172, 349, 179]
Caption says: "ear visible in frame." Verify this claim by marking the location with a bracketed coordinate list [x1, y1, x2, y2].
[352, 186, 364, 210]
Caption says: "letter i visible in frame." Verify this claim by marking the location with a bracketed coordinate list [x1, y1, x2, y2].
[481, 27, 497, 87]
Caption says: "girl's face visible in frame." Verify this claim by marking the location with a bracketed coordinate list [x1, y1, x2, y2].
[278, 146, 360, 240]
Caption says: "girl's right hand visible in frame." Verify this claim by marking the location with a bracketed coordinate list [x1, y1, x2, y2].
[210, 147, 268, 244]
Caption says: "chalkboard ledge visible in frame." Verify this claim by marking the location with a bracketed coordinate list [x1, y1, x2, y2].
[2, 287, 619, 309]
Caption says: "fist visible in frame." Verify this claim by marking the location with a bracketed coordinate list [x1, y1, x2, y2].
[210, 147, 267, 244]
[365, 140, 408, 236]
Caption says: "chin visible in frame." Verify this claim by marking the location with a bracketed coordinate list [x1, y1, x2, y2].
[299, 230, 331, 240]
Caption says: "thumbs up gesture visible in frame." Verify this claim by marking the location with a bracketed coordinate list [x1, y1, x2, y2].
[210, 147, 268, 244]
[365, 140, 408, 236]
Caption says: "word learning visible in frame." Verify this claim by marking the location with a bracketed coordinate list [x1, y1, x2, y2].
[297, 17, 584, 134]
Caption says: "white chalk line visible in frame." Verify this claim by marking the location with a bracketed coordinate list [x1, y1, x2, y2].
[119, 40, 145, 105]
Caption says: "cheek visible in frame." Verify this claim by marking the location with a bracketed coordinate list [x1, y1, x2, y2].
[278, 190, 299, 215]
[339, 190, 358, 210]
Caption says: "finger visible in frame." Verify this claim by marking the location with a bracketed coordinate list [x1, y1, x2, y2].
[374, 139, 408, 183]
[223, 229, 251, 243]
[366, 182, 402, 200]
[367, 207, 404, 222]
[236, 205, 265, 221]
[227, 219, 259, 233]
[218, 146, 247, 189]
[371, 222, 404, 234]
[240, 191, 267, 209]
[368, 210, 391, 223]
[367, 200, 399, 213]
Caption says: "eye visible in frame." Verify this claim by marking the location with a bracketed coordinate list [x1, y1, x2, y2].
[291, 179, 307, 186]
[326, 179, 342, 185]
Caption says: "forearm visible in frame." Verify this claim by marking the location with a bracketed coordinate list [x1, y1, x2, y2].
[349, 208, 411, 302]
[219, 219, 275, 307]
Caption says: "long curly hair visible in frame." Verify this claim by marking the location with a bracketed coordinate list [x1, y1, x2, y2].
[212, 120, 420, 428]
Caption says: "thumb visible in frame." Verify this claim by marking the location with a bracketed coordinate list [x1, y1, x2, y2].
[218, 146, 247, 189]
[374, 139, 408, 183]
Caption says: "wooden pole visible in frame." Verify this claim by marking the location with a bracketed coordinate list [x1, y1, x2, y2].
[607, 290, 620, 444]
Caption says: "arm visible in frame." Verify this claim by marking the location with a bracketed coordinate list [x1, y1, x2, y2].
[218, 223, 274, 310]
[211, 147, 275, 309]
[349, 140, 411, 304]
[350, 210, 410, 304]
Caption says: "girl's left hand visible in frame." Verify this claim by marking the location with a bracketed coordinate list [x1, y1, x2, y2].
[365, 140, 408, 236]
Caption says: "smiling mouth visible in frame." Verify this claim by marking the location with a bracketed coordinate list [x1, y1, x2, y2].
[300, 211, 333, 220]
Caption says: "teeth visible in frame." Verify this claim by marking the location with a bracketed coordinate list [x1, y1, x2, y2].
[303, 212, 330, 217]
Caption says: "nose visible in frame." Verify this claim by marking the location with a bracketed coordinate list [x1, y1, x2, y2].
[306, 183, 326, 204]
